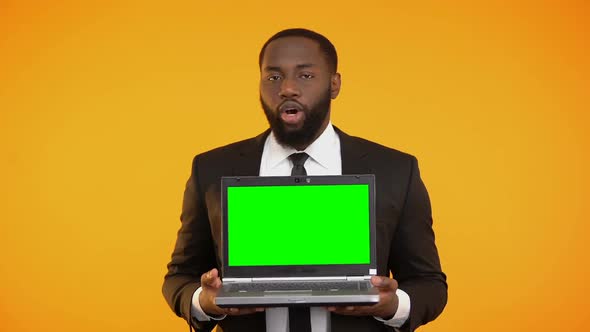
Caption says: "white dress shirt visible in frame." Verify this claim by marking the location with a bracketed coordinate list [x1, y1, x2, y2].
[191, 123, 411, 328]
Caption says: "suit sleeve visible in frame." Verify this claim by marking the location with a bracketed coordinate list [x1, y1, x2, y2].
[162, 156, 218, 331]
[391, 156, 448, 332]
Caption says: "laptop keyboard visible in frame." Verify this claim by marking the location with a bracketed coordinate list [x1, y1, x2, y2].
[226, 280, 371, 292]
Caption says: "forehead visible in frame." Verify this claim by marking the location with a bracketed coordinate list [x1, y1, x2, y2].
[261, 36, 327, 69]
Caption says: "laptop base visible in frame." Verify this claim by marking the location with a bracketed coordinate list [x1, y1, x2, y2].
[216, 288, 380, 308]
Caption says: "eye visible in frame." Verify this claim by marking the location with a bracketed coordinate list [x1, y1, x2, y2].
[300, 73, 314, 79]
[268, 74, 282, 81]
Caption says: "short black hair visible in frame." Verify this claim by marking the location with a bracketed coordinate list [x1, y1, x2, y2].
[259, 28, 338, 73]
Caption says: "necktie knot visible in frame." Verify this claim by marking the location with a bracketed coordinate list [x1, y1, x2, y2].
[289, 152, 309, 176]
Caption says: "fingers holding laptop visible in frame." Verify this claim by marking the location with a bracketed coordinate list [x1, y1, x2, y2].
[327, 276, 399, 319]
[199, 268, 225, 316]
[199, 268, 264, 316]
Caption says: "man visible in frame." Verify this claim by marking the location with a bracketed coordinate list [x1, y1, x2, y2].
[163, 28, 447, 331]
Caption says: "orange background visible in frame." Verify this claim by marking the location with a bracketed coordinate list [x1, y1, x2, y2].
[1, 1, 588, 331]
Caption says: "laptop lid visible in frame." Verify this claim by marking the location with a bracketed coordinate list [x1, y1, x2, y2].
[220, 175, 377, 279]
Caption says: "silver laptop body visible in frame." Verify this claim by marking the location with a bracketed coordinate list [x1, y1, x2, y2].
[215, 175, 379, 307]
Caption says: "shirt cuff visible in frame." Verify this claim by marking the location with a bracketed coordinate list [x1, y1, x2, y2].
[374, 288, 411, 328]
[190, 287, 227, 322]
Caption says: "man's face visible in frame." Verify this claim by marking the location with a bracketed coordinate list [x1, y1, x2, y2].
[259, 36, 341, 149]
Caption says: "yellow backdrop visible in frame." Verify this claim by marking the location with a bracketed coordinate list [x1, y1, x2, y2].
[1, 0, 588, 331]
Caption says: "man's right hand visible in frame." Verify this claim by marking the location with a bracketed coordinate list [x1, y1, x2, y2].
[199, 268, 264, 316]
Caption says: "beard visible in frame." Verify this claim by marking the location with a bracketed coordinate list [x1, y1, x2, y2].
[260, 90, 331, 149]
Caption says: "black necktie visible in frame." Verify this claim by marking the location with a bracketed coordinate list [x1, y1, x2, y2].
[289, 152, 309, 176]
[288, 152, 312, 331]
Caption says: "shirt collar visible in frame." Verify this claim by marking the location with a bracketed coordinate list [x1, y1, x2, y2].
[266, 122, 340, 170]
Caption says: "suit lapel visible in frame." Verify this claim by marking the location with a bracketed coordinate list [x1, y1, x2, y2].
[232, 129, 271, 176]
[335, 126, 372, 175]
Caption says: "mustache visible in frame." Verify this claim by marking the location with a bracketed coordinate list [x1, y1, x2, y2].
[278, 99, 305, 111]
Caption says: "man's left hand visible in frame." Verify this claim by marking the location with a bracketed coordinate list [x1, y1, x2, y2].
[327, 276, 399, 319]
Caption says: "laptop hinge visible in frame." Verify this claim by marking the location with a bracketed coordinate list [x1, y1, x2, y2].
[223, 278, 253, 283]
[346, 276, 372, 281]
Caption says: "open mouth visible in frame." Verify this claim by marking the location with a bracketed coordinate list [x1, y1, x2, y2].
[279, 102, 305, 125]
[279, 101, 303, 115]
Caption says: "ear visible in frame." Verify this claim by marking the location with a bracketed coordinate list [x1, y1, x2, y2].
[330, 73, 341, 99]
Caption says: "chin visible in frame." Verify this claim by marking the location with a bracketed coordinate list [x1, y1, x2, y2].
[280, 121, 304, 132]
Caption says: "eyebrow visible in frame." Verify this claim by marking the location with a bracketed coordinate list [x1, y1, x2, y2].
[263, 63, 315, 72]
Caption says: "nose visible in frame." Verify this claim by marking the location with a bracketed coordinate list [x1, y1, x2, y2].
[279, 78, 300, 99]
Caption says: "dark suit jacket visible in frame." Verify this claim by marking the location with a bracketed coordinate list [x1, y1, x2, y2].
[162, 127, 447, 332]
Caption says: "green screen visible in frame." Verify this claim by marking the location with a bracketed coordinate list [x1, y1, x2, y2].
[227, 184, 370, 266]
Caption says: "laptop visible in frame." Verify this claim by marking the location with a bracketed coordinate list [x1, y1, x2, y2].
[215, 174, 379, 308]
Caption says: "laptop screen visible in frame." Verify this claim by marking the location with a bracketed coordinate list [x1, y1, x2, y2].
[226, 183, 370, 267]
